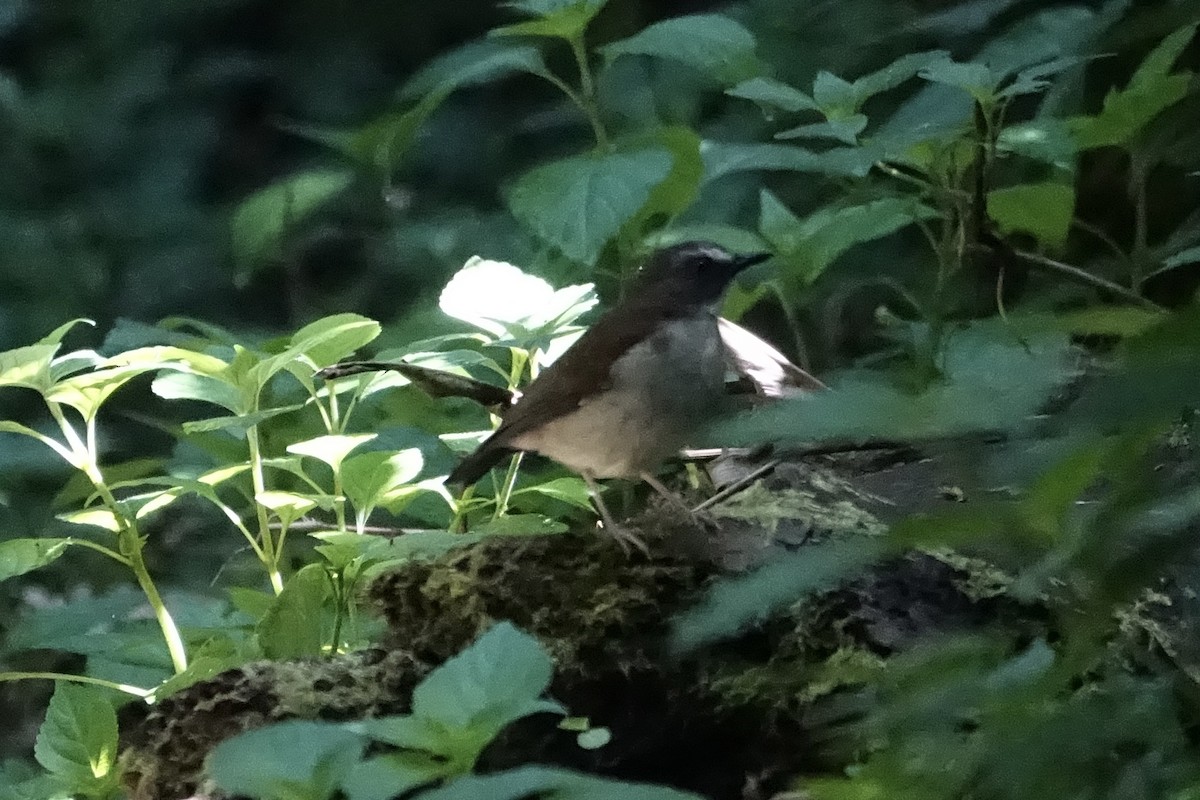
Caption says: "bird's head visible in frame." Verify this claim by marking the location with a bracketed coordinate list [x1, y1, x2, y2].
[635, 241, 771, 307]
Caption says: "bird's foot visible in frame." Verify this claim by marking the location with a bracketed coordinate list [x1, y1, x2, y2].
[600, 520, 652, 558]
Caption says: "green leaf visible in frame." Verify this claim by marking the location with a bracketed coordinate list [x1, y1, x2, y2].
[600, 14, 761, 84]
[811, 71, 856, 115]
[508, 149, 673, 263]
[401, 39, 549, 100]
[231, 169, 354, 274]
[702, 142, 877, 182]
[208, 720, 365, 800]
[287, 433, 377, 473]
[33, 683, 119, 797]
[512, 477, 593, 510]
[411, 622, 562, 731]
[760, 190, 938, 284]
[256, 491, 321, 528]
[251, 313, 382, 389]
[672, 538, 889, 652]
[851, 50, 951, 102]
[341, 449, 426, 518]
[342, 752, 447, 800]
[918, 58, 998, 103]
[0, 344, 60, 392]
[987, 182, 1075, 251]
[0, 538, 72, 582]
[493, 0, 607, 40]
[1070, 23, 1197, 149]
[414, 765, 705, 800]
[726, 77, 818, 113]
[181, 404, 305, 434]
[775, 115, 868, 145]
[997, 119, 1079, 169]
[257, 564, 331, 659]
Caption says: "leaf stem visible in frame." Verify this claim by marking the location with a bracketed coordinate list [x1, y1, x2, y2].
[0, 671, 151, 698]
[247, 427, 285, 594]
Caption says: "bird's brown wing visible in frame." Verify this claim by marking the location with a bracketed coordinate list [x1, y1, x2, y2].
[446, 296, 684, 486]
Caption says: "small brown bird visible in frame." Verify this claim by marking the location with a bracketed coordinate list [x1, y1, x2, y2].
[446, 241, 771, 553]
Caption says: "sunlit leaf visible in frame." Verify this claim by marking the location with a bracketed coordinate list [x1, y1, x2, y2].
[439, 257, 597, 341]
[288, 433, 377, 473]
[701, 141, 878, 182]
[402, 39, 549, 100]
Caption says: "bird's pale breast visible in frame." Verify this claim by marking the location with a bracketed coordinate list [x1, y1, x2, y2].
[509, 314, 726, 478]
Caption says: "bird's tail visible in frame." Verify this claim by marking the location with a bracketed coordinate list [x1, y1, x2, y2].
[445, 440, 513, 488]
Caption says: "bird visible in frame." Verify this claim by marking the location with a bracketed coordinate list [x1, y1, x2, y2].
[446, 241, 772, 554]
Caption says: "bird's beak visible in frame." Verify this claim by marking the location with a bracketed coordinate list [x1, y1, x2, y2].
[732, 252, 772, 273]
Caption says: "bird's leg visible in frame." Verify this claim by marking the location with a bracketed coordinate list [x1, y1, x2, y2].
[640, 472, 692, 513]
[583, 473, 649, 557]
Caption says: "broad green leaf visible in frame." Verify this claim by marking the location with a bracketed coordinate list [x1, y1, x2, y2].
[1070, 23, 1196, 149]
[600, 14, 761, 84]
[775, 115, 868, 145]
[997, 119, 1079, 169]
[43, 347, 206, 421]
[250, 314, 382, 389]
[760, 190, 938, 284]
[512, 477, 592, 510]
[411, 621, 563, 733]
[414, 765, 704, 800]
[701, 141, 877, 182]
[290, 90, 450, 172]
[0, 538, 72, 582]
[726, 77, 818, 112]
[151, 371, 242, 414]
[287, 433, 377, 472]
[401, 39, 549, 100]
[811, 71, 856, 115]
[342, 752, 448, 800]
[258, 564, 331, 658]
[493, 0, 607, 40]
[439, 258, 596, 338]
[0, 344, 60, 392]
[209, 720, 364, 800]
[918, 58, 998, 103]
[508, 149, 673, 264]
[231, 169, 354, 274]
[341, 449, 425, 517]
[987, 182, 1075, 251]
[628, 126, 704, 225]
[672, 538, 889, 652]
[33, 683, 119, 797]
[852, 50, 951, 101]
